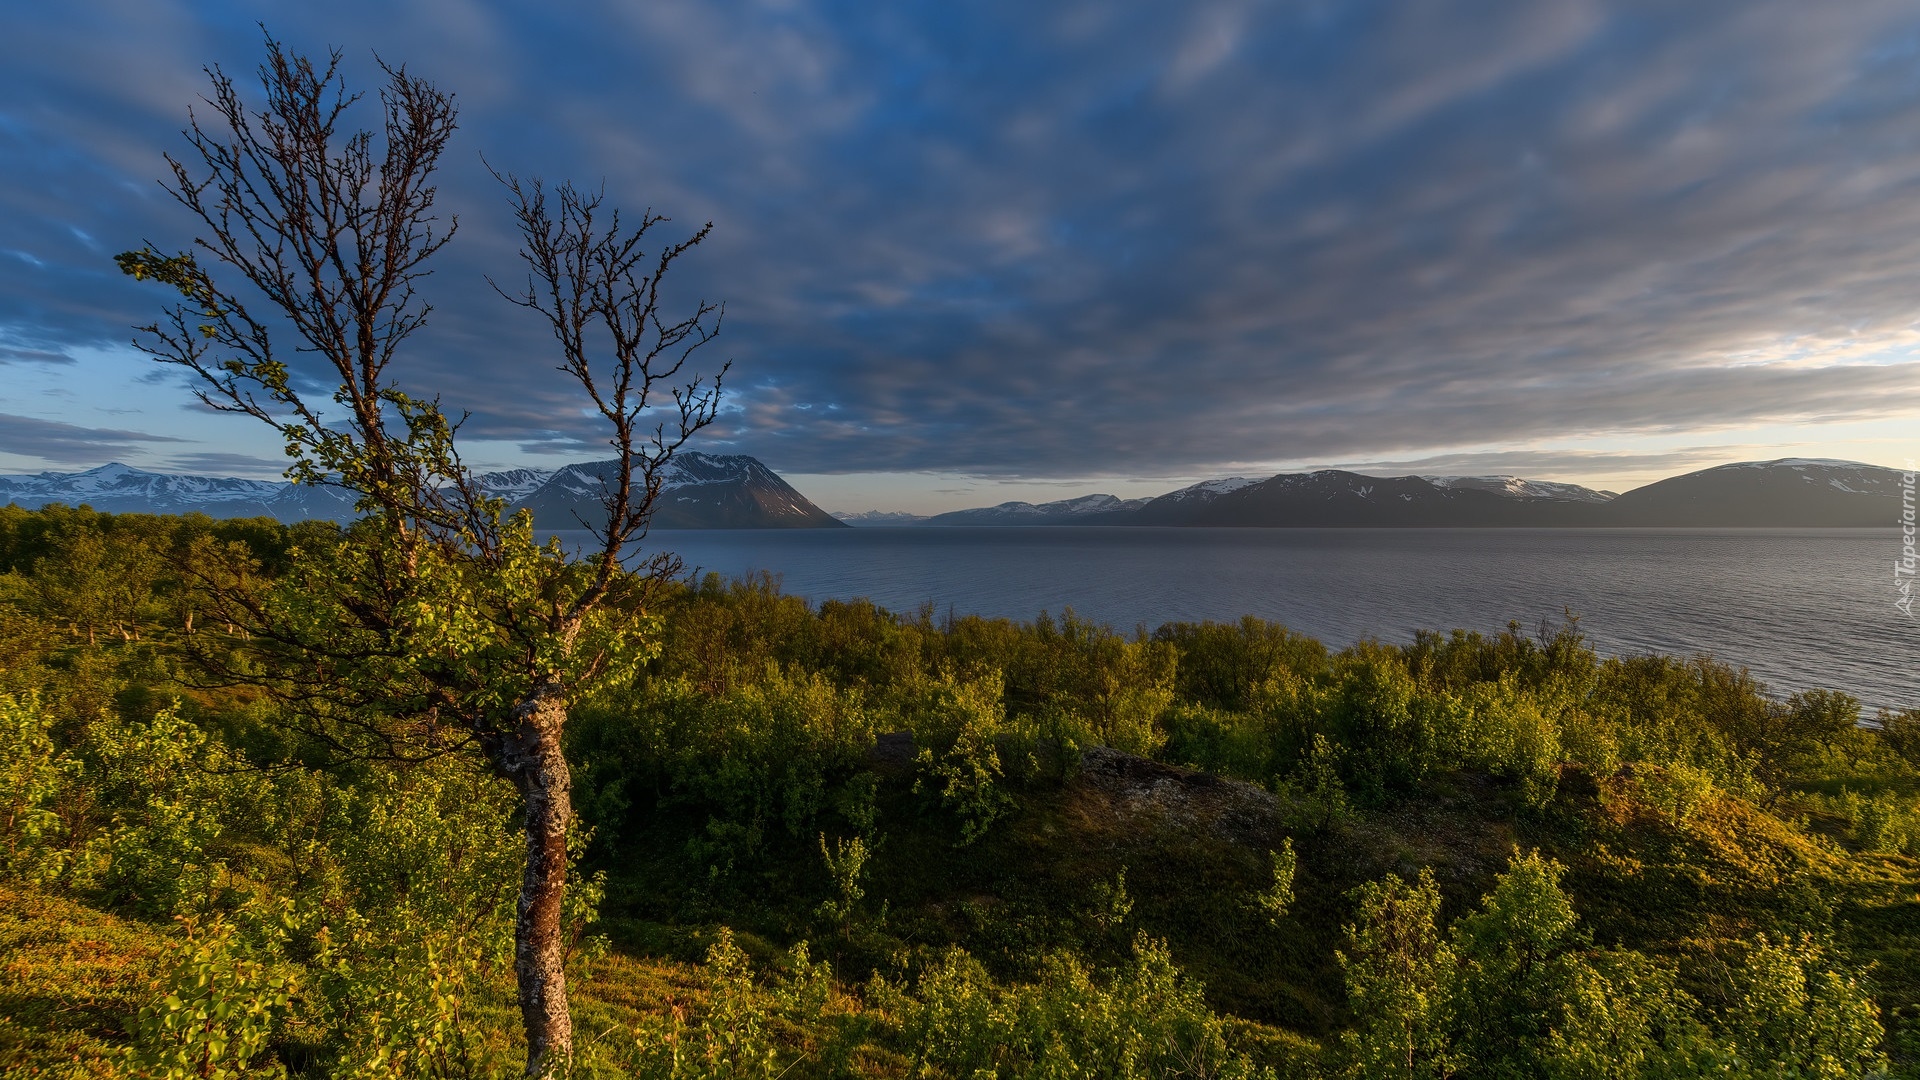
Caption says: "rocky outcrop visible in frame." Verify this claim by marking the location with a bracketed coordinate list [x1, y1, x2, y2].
[1072, 745, 1280, 844]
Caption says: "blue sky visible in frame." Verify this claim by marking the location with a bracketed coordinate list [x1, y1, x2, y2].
[4, 1, 1920, 513]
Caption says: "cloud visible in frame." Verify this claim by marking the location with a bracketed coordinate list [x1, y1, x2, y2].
[2, 0, 1920, 481]
[162, 451, 289, 477]
[0, 412, 185, 464]
[1331, 447, 1752, 480]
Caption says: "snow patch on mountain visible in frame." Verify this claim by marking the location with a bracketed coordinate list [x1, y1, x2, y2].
[475, 468, 553, 500]
[835, 510, 930, 526]
[1156, 477, 1258, 502]
[1423, 475, 1617, 503]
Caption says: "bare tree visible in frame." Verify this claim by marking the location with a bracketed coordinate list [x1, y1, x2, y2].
[119, 36, 724, 1073]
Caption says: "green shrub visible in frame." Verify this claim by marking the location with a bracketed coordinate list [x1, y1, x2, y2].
[0, 692, 77, 883]
[320, 934, 500, 1080]
[890, 935, 1272, 1079]
[1838, 789, 1920, 855]
[84, 706, 248, 915]
[1323, 646, 1431, 799]
[119, 917, 293, 1079]
[1721, 932, 1887, 1079]
[914, 671, 1018, 846]
[1338, 868, 1455, 1080]
[1634, 762, 1721, 825]
[622, 929, 829, 1079]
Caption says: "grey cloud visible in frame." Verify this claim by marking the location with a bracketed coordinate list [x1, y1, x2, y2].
[1333, 447, 1755, 479]
[0, 343, 75, 365]
[163, 451, 289, 477]
[3, 1, 1920, 479]
[0, 413, 186, 464]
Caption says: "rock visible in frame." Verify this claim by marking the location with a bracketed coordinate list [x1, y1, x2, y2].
[1074, 746, 1280, 844]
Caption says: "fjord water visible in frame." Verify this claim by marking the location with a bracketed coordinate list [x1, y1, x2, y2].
[589, 527, 1917, 710]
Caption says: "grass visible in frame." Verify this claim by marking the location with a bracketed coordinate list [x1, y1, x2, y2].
[0, 884, 168, 1078]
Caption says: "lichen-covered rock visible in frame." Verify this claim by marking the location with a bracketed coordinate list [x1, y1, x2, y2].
[1074, 745, 1280, 844]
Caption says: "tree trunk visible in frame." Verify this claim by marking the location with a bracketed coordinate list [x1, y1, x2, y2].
[489, 684, 574, 1076]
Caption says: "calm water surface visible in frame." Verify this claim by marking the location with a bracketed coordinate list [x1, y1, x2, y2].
[573, 527, 1918, 710]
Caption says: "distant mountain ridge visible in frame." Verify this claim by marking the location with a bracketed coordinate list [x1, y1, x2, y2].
[853, 459, 1904, 529]
[0, 462, 361, 521]
[834, 510, 930, 526]
[924, 492, 1150, 526]
[7, 457, 1905, 529]
[1, 452, 846, 530]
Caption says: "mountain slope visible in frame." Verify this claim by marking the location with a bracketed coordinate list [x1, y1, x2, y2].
[1, 454, 845, 529]
[923, 493, 1149, 526]
[1424, 475, 1618, 503]
[513, 452, 846, 530]
[0, 463, 358, 521]
[1600, 459, 1907, 527]
[1184, 470, 1611, 527]
[836, 510, 931, 526]
[908, 460, 1902, 528]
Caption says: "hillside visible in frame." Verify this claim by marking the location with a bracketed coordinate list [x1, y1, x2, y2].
[4, 506, 1918, 1076]
[1602, 458, 1909, 527]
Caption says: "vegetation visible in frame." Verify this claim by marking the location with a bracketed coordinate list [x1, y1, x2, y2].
[4, 503, 1919, 1077]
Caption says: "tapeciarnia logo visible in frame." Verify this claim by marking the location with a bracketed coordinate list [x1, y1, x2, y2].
[1898, 458, 1916, 619]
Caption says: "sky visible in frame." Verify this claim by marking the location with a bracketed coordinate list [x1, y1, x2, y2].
[4, 1, 1920, 515]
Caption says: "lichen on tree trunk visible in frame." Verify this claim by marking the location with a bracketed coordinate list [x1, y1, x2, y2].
[489, 686, 574, 1076]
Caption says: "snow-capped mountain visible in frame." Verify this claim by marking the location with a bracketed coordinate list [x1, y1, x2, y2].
[0, 463, 357, 520]
[835, 510, 931, 526]
[1423, 475, 1617, 504]
[911, 459, 1902, 527]
[1129, 476, 1261, 524]
[474, 468, 554, 501]
[923, 492, 1149, 526]
[512, 452, 845, 529]
[1, 454, 845, 529]
[1184, 470, 1615, 526]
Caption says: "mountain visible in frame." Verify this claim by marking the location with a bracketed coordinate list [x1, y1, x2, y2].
[9, 458, 1902, 531]
[923, 493, 1149, 526]
[910, 459, 1901, 528]
[0, 463, 359, 521]
[835, 511, 931, 526]
[1423, 475, 1618, 503]
[1, 454, 845, 530]
[1127, 477, 1262, 524]
[1599, 459, 1907, 527]
[1178, 470, 1612, 527]
[474, 467, 555, 501]
[512, 452, 846, 530]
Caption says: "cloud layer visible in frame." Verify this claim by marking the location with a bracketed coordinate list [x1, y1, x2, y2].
[4, 0, 1920, 479]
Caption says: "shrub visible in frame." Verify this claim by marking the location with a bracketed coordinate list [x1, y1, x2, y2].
[914, 671, 1017, 846]
[1838, 789, 1920, 856]
[1721, 933, 1886, 1079]
[1338, 868, 1455, 1080]
[118, 917, 293, 1079]
[84, 706, 246, 915]
[1634, 762, 1721, 825]
[891, 935, 1272, 1079]
[0, 692, 77, 883]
